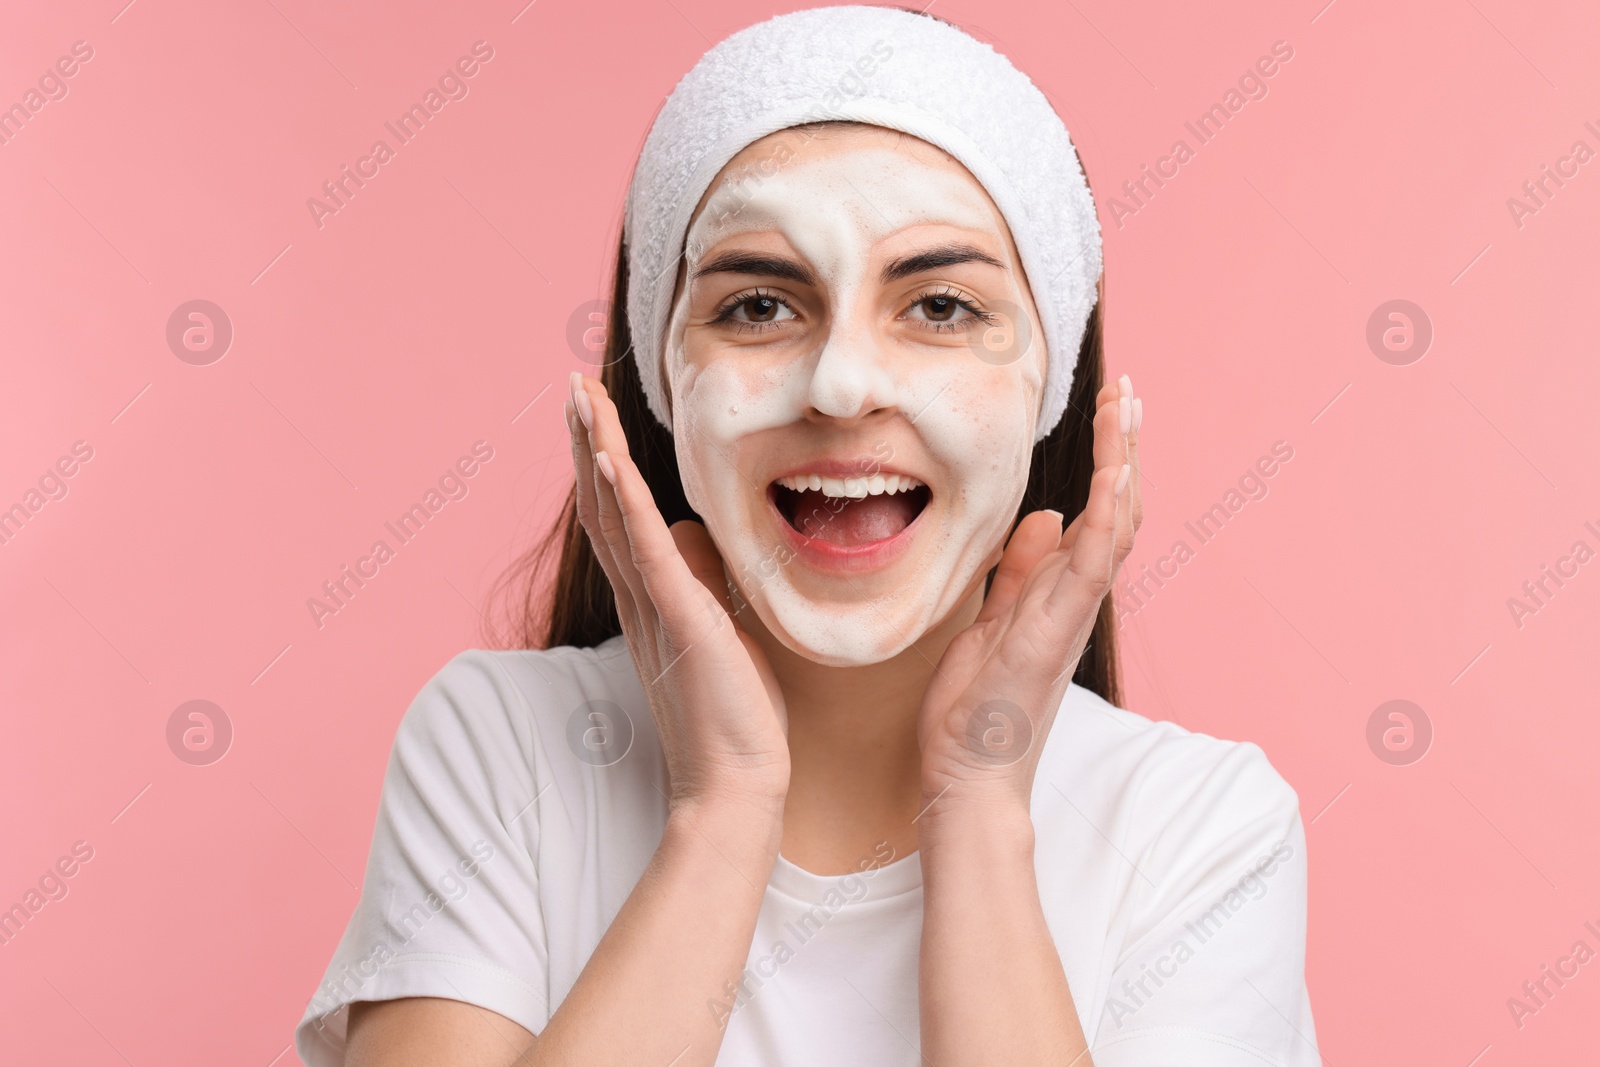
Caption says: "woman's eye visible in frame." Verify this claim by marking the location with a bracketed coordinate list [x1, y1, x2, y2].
[917, 295, 964, 321]
[742, 296, 789, 322]
[906, 291, 983, 328]
[718, 293, 796, 325]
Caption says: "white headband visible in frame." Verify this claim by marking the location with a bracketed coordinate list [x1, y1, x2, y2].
[623, 5, 1102, 441]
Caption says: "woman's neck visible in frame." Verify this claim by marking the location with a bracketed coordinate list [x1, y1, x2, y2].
[745, 582, 987, 875]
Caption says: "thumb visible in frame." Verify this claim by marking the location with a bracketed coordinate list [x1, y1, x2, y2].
[975, 509, 1064, 624]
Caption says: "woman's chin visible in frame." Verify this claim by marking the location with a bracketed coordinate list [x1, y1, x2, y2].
[740, 581, 937, 668]
[769, 621, 911, 668]
[718, 507, 986, 667]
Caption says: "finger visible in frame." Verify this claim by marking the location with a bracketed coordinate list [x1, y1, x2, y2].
[1056, 504, 1086, 556]
[1079, 372, 1136, 562]
[606, 449, 739, 648]
[567, 390, 606, 556]
[1093, 373, 1133, 481]
[975, 509, 1064, 625]
[582, 374, 634, 463]
[1093, 375, 1120, 412]
[580, 377, 652, 600]
[1050, 460, 1128, 615]
[1038, 372, 1122, 565]
[602, 445, 689, 589]
[1054, 382, 1138, 559]
[567, 393, 599, 536]
[1128, 393, 1143, 532]
[568, 375, 638, 617]
[581, 382, 710, 617]
[584, 377, 739, 664]
[1056, 377, 1127, 558]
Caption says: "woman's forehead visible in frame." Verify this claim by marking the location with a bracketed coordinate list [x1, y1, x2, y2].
[688, 132, 1014, 263]
[727, 121, 944, 169]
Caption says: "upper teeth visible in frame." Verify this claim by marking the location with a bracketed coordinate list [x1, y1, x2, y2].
[774, 473, 925, 499]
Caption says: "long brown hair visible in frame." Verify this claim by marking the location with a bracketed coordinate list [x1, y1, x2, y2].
[485, 236, 1122, 707]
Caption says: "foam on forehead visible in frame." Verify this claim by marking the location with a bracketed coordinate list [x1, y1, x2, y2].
[694, 141, 997, 242]
[623, 5, 1103, 442]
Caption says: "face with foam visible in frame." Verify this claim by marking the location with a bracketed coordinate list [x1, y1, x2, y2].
[662, 124, 1047, 667]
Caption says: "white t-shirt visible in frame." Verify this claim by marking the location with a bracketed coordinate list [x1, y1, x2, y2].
[295, 637, 1318, 1066]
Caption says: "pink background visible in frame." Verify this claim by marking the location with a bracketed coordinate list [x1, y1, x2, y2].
[2, 0, 1596, 1062]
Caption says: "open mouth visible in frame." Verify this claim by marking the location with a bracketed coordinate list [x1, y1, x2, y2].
[769, 473, 932, 548]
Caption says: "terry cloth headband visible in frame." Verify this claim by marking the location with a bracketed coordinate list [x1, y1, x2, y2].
[623, 4, 1103, 441]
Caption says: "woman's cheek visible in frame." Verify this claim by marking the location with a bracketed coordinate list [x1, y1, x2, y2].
[671, 355, 806, 526]
[678, 355, 812, 446]
[918, 372, 1038, 583]
[917, 370, 1037, 486]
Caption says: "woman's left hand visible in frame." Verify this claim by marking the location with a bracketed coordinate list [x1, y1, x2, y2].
[917, 374, 1143, 815]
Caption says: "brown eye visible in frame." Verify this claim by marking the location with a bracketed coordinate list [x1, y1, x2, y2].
[906, 290, 980, 327]
[712, 290, 797, 329]
[744, 295, 782, 322]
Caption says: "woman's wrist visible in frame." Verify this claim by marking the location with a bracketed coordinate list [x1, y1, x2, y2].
[915, 785, 1035, 858]
[664, 791, 787, 873]
[668, 779, 787, 826]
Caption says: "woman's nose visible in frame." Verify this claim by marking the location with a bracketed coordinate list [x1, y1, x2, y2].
[805, 324, 899, 421]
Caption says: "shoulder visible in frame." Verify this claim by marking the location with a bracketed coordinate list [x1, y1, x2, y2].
[1050, 692, 1318, 1059]
[397, 637, 642, 738]
[387, 637, 647, 785]
[1040, 684, 1302, 861]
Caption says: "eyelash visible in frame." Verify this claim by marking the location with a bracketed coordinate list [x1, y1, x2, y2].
[909, 286, 996, 333]
[707, 286, 996, 334]
[708, 287, 791, 334]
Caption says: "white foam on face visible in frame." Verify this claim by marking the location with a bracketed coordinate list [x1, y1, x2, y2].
[664, 135, 1046, 666]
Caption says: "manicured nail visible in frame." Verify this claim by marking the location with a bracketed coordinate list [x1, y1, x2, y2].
[1041, 508, 1064, 526]
[596, 450, 617, 486]
[571, 375, 594, 430]
[564, 399, 576, 435]
[1131, 396, 1142, 433]
[1118, 373, 1132, 399]
[1119, 395, 1131, 435]
[1114, 463, 1131, 498]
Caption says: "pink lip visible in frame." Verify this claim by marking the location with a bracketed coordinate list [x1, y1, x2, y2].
[765, 481, 929, 575]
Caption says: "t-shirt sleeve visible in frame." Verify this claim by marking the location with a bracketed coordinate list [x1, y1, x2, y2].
[294, 651, 551, 1066]
[1091, 739, 1319, 1067]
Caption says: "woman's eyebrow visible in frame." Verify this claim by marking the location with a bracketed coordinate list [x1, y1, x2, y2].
[881, 243, 1005, 282]
[692, 250, 817, 286]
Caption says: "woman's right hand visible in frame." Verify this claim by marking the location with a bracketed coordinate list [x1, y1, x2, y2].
[568, 372, 791, 815]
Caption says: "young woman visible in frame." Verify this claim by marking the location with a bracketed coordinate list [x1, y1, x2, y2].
[297, 7, 1316, 1066]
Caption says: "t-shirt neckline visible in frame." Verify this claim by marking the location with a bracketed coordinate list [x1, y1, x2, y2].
[768, 848, 923, 902]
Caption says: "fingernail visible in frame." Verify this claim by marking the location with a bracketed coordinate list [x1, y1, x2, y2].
[1131, 396, 1142, 433]
[1119, 395, 1131, 435]
[1114, 463, 1131, 498]
[1119, 373, 1132, 399]
[572, 376, 594, 431]
[1042, 508, 1063, 523]
[596, 450, 617, 486]
[564, 399, 576, 435]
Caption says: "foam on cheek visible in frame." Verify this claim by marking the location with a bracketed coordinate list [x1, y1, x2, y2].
[907, 360, 1043, 620]
[664, 145, 1047, 665]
